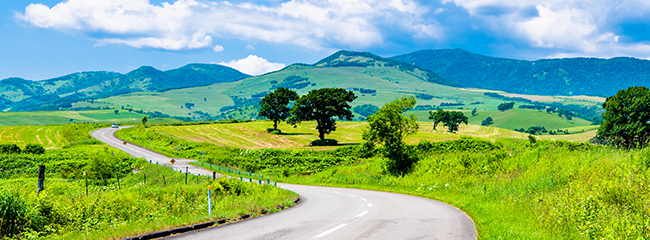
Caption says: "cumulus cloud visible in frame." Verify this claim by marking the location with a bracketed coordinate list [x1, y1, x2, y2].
[218, 55, 286, 76]
[213, 45, 224, 52]
[16, 0, 440, 51]
[443, 0, 650, 58]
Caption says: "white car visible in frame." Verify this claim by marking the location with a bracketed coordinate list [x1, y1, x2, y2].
[111, 123, 119, 128]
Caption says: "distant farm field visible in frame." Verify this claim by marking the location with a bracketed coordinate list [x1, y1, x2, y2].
[0, 125, 68, 149]
[0, 110, 181, 126]
[150, 120, 583, 150]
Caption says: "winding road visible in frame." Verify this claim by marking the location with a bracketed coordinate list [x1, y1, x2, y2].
[92, 127, 477, 240]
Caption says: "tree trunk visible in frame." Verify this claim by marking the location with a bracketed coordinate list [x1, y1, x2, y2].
[273, 120, 278, 130]
[318, 130, 325, 141]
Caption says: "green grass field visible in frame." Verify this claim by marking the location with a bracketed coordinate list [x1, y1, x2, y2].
[0, 125, 68, 149]
[0, 110, 181, 126]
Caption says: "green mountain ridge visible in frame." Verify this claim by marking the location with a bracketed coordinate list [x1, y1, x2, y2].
[68, 50, 603, 129]
[391, 49, 650, 96]
[0, 64, 250, 111]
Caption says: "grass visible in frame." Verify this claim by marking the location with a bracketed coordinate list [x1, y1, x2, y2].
[0, 123, 298, 240]
[0, 110, 181, 126]
[272, 140, 650, 239]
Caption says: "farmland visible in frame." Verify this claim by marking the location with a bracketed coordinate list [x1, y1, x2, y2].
[0, 109, 181, 126]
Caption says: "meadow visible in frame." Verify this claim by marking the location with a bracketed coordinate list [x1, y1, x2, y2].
[113, 121, 650, 239]
[0, 123, 297, 240]
[0, 110, 181, 126]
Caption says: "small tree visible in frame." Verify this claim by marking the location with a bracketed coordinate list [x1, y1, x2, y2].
[141, 116, 148, 127]
[497, 102, 515, 111]
[114, 110, 119, 114]
[428, 109, 468, 133]
[598, 86, 650, 149]
[258, 87, 299, 131]
[363, 96, 419, 175]
[288, 88, 357, 140]
[23, 144, 45, 155]
[471, 108, 477, 116]
[481, 116, 493, 126]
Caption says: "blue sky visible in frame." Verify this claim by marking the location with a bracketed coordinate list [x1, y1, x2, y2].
[3, 0, 650, 80]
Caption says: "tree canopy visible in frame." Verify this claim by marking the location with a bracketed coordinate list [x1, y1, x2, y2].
[481, 116, 493, 126]
[288, 88, 357, 140]
[428, 109, 469, 133]
[363, 96, 419, 175]
[497, 102, 515, 111]
[258, 87, 299, 131]
[597, 86, 650, 149]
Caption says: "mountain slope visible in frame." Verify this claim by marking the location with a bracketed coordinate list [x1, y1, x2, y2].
[0, 64, 249, 111]
[391, 49, 650, 96]
[71, 50, 602, 127]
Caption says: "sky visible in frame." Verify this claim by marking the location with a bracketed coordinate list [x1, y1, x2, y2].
[3, 0, 650, 80]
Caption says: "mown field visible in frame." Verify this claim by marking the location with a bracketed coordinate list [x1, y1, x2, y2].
[0, 109, 181, 126]
[114, 122, 650, 239]
[134, 120, 592, 151]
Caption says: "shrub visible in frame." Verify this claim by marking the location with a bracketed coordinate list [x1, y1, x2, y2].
[266, 128, 282, 134]
[23, 144, 45, 155]
[0, 190, 30, 238]
[0, 144, 21, 154]
[310, 139, 338, 146]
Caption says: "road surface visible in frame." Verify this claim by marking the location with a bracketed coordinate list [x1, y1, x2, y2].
[92, 127, 477, 240]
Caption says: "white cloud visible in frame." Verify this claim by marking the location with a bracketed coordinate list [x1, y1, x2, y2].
[444, 0, 650, 58]
[16, 0, 438, 51]
[218, 55, 286, 76]
[213, 45, 224, 52]
[245, 44, 255, 50]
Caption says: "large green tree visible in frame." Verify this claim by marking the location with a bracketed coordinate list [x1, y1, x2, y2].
[598, 86, 650, 149]
[363, 96, 419, 175]
[428, 109, 468, 133]
[259, 87, 299, 131]
[288, 88, 357, 140]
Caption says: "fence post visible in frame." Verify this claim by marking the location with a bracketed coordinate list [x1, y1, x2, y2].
[37, 165, 45, 194]
[117, 173, 120, 190]
[163, 174, 166, 186]
[84, 171, 88, 197]
[185, 166, 188, 185]
[212, 171, 216, 181]
[144, 173, 146, 185]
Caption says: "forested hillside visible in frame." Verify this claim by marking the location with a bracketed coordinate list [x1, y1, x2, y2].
[0, 64, 249, 111]
[391, 49, 650, 96]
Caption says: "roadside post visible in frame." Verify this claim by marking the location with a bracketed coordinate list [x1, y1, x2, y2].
[185, 166, 188, 185]
[37, 165, 45, 194]
[150, 137, 153, 150]
[207, 185, 212, 215]
[201, 151, 204, 165]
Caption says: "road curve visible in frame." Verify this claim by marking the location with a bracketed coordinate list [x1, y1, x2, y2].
[92, 127, 477, 240]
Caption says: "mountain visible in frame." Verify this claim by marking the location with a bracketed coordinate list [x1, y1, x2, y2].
[391, 49, 650, 96]
[69, 50, 602, 124]
[0, 64, 249, 111]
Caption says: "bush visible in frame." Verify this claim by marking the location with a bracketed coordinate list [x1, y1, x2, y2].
[0, 190, 30, 238]
[23, 144, 45, 155]
[0, 144, 21, 154]
[310, 139, 338, 146]
[266, 128, 281, 134]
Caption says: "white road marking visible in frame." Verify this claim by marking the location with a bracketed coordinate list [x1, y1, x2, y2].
[332, 191, 342, 194]
[310, 223, 348, 239]
[349, 194, 357, 197]
[356, 210, 369, 218]
[367, 203, 372, 208]
[361, 198, 367, 202]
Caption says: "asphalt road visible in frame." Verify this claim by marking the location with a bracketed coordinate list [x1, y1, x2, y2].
[92, 127, 477, 240]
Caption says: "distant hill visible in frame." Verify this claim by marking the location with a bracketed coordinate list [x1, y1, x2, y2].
[0, 64, 249, 111]
[70, 50, 602, 126]
[391, 49, 650, 96]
